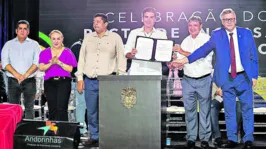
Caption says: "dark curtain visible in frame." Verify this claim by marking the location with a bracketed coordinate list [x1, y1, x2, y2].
[0, 0, 14, 54]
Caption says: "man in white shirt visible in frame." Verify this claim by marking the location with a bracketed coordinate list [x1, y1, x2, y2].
[173, 16, 213, 149]
[124, 7, 168, 75]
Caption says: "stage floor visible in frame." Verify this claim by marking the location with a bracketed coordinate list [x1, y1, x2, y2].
[79, 139, 266, 149]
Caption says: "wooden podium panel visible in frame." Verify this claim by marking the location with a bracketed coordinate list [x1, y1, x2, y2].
[98, 75, 166, 149]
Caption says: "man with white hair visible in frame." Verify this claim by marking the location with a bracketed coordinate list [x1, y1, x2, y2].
[174, 8, 258, 149]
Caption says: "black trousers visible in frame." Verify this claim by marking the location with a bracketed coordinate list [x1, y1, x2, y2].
[44, 77, 71, 121]
[8, 77, 36, 119]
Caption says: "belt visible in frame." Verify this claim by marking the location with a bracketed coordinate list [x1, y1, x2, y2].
[85, 72, 117, 80]
[49, 76, 71, 81]
[72, 78, 77, 82]
[229, 71, 245, 75]
[184, 73, 211, 80]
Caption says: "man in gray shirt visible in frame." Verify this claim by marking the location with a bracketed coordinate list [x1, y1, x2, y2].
[1, 20, 40, 119]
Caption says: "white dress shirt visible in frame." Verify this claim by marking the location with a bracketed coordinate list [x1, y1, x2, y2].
[226, 28, 244, 73]
[124, 27, 167, 75]
[177, 32, 213, 78]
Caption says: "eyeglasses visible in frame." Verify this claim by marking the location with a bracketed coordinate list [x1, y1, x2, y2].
[222, 18, 235, 23]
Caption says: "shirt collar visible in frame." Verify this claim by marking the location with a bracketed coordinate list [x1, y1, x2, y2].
[15, 37, 30, 42]
[225, 27, 237, 36]
[141, 26, 156, 33]
[92, 30, 109, 37]
[189, 32, 203, 40]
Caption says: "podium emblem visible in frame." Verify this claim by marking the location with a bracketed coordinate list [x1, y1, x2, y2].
[121, 87, 137, 109]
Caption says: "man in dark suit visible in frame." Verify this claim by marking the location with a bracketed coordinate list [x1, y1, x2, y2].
[174, 8, 258, 149]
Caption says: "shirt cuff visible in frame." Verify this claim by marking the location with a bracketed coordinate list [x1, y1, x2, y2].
[215, 95, 223, 103]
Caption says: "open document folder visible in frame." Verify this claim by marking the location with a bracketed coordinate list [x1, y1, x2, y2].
[134, 36, 174, 62]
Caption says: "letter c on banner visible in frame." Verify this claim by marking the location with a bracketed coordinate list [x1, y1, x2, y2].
[258, 44, 266, 55]
[106, 12, 114, 23]
[258, 11, 266, 22]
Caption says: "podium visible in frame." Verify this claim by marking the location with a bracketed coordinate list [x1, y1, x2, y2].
[98, 75, 167, 149]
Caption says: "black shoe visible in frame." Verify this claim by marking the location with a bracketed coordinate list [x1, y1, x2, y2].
[244, 141, 253, 149]
[201, 141, 209, 149]
[187, 140, 195, 149]
[83, 138, 99, 147]
[221, 140, 237, 148]
[213, 137, 222, 148]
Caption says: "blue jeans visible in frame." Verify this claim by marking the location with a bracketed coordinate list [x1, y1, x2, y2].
[222, 73, 253, 142]
[211, 99, 242, 140]
[182, 75, 212, 142]
[84, 77, 99, 140]
[72, 81, 87, 134]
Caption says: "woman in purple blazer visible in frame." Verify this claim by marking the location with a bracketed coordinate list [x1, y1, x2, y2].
[39, 30, 77, 121]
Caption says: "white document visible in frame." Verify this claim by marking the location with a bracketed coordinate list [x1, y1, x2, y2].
[155, 40, 173, 62]
[135, 37, 154, 60]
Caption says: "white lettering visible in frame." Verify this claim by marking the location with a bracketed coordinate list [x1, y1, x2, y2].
[206, 9, 216, 22]
[119, 12, 126, 23]
[166, 12, 174, 22]
[178, 12, 188, 22]
[253, 27, 261, 38]
[258, 44, 266, 54]
[130, 12, 138, 22]
[258, 11, 266, 22]
[106, 12, 114, 23]
[243, 11, 253, 21]
[171, 28, 180, 38]
[121, 28, 131, 38]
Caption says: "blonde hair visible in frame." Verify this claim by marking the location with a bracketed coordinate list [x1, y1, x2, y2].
[49, 30, 64, 47]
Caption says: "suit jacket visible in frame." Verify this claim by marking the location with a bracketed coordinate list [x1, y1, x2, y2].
[188, 27, 259, 87]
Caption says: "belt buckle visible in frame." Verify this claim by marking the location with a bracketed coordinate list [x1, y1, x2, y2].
[54, 77, 60, 80]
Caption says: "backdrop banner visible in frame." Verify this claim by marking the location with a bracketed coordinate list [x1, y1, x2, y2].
[39, 0, 266, 76]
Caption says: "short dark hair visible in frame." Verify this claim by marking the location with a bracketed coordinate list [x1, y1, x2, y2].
[93, 13, 108, 23]
[142, 7, 157, 16]
[16, 20, 30, 29]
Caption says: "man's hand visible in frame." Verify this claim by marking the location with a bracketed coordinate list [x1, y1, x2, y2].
[173, 45, 182, 53]
[14, 73, 24, 84]
[172, 62, 184, 70]
[167, 62, 173, 69]
[77, 80, 84, 94]
[173, 57, 189, 65]
[252, 78, 257, 88]
[125, 48, 137, 59]
[131, 48, 137, 58]
[215, 88, 223, 97]
[172, 54, 177, 60]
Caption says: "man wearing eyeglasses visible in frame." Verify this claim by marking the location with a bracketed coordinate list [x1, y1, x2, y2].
[173, 8, 258, 149]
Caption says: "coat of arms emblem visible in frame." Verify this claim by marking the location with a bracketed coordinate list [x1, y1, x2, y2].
[121, 87, 137, 109]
